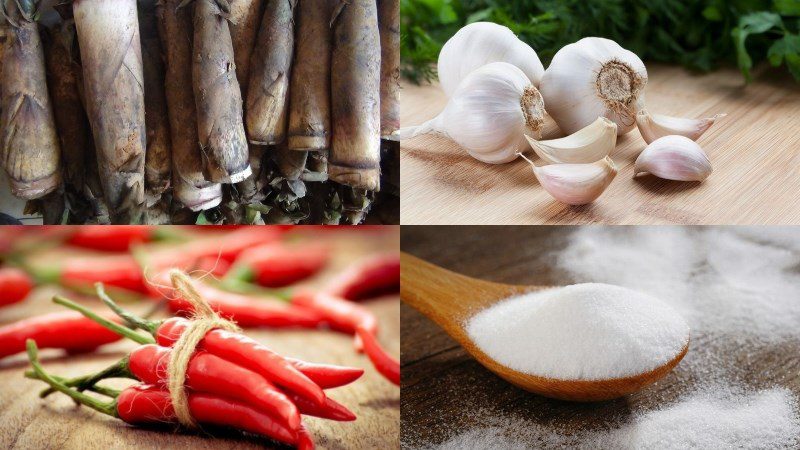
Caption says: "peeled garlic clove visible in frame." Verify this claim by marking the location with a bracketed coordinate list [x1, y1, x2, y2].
[438, 22, 545, 97]
[518, 153, 617, 205]
[540, 37, 647, 136]
[636, 110, 726, 144]
[634, 135, 712, 181]
[399, 62, 545, 164]
[524, 117, 617, 164]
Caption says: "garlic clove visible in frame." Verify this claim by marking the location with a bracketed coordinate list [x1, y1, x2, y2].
[636, 110, 726, 144]
[524, 117, 617, 164]
[634, 135, 712, 181]
[518, 153, 617, 205]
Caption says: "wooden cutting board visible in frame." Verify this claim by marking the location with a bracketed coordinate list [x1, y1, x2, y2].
[400, 64, 800, 224]
[0, 230, 399, 450]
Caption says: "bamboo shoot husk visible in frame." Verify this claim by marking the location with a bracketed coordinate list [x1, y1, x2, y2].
[245, 0, 296, 145]
[140, 2, 172, 205]
[73, 0, 146, 223]
[274, 144, 307, 180]
[0, 1, 62, 200]
[157, 0, 222, 211]
[330, 0, 381, 191]
[378, 0, 399, 137]
[193, 0, 251, 183]
[229, 0, 264, 93]
[287, 0, 333, 151]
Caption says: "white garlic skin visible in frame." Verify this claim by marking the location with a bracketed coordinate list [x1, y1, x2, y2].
[540, 37, 648, 136]
[399, 62, 537, 164]
[438, 22, 545, 97]
[634, 135, 712, 181]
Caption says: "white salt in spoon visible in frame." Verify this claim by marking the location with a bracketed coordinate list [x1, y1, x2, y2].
[401, 252, 689, 401]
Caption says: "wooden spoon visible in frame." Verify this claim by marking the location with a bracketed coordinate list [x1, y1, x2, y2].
[401, 252, 689, 402]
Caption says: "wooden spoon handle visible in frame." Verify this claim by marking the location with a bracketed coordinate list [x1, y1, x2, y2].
[400, 252, 522, 328]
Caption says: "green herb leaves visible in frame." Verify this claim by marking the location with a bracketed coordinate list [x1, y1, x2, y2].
[402, 0, 800, 83]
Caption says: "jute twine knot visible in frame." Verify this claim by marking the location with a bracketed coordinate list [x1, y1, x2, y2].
[166, 269, 240, 428]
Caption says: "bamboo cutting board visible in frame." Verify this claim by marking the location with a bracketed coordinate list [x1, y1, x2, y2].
[400, 64, 800, 224]
[0, 231, 400, 450]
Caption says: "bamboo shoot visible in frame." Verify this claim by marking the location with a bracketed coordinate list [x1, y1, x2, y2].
[0, 0, 62, 200]
[193, 0, 251, 183]
[330, 0, 381, 191]
[246, 0, 296, 145]
[73, 0, 146, 223]
[287, 0, 333, 151]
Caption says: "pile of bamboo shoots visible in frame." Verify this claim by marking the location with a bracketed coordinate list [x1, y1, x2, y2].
[0, 0, 399, 224]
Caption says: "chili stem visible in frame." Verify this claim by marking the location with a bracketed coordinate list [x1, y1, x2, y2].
[26, 340, 118, 417]
[217, 278, 292, 301]
[95, 283, 160, 335]
[52, 295, 154, 345]
[33, 355, 131, 399]
[26, 371, 123, 399]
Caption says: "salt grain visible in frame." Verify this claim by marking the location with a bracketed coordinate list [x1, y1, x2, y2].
[466, 283, 690, 380]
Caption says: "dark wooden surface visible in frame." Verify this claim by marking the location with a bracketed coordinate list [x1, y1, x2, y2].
[400, 226, 800, 447]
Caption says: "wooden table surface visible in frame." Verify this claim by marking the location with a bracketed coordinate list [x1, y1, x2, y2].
[399, 226, 800, 447]
[400, 65, 800, 224]
[0, 230, 400, 450]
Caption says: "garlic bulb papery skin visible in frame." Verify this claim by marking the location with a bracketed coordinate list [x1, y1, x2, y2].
[539, 37, 647, 136]
[634, 135, 712, 181]
[636, 110, 726, 144]
[438, 22, 545, 97]
[398, 62, 546, 164]
[518, 153, 618, 205]
[525, 117, 617, 164]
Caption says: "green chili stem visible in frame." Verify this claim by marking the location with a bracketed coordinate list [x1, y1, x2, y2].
[95, 283, 161, 336]
[26, 340, 118, 417]
[31, 355, 133, 399]
[52, 295, 154, 345]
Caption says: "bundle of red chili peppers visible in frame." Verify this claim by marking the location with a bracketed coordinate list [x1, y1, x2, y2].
[24, 278, 366, 448]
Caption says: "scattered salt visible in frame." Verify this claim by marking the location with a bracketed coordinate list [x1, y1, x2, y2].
[466, 283, 690, 380]
[413, 388, 800, 450]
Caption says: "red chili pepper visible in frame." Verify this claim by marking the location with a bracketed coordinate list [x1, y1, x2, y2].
[128, 344, 301, 430]
[0, 312, 121, 360]
[151, 272, 325, 328]
[30, 254, 147, 294]
[156, 317, 326, 406]
[225, 242, 331, 288]
[296, 425, 315, 450]
[291, 290, 378, 351]
[287, 392, 356, 422]
[325, 254, 400, 301]
[145, 228, 284, 271]
[66, 226, 156, 252]
[117, 385, 298, 445]
[0, 268, 33, 307]
[284, 358, 364, 389]
[356, 326, 400, 386]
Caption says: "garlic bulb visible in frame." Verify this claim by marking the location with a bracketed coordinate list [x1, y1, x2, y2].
[540, 37, 647, 136]
[634, 135, 712, 181]
[438, 22, 545, 97]
[518, 153, 617, 205]
[398, 62, 545, 164]
[637, 110, 726, 144]
[525, 117, 617, 164]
